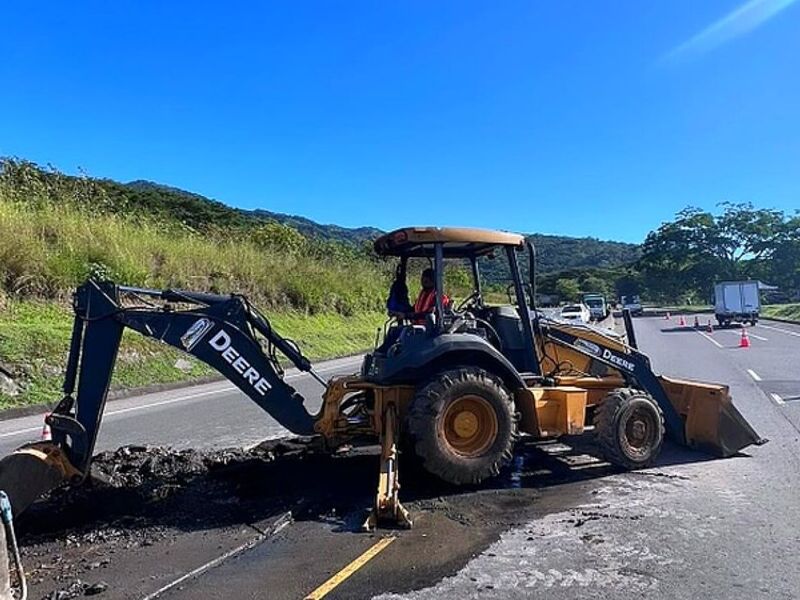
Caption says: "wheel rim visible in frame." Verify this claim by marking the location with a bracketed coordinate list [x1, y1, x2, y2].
[440, 395, 498, 457]
[619, 404, 658, 460]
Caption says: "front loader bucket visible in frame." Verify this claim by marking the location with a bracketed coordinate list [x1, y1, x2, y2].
[0, 443, 81, 517]
[659, 376, 767, 457]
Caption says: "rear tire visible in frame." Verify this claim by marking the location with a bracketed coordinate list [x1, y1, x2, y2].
[407, 368, 517, 485]
[593, 388, 664, 469]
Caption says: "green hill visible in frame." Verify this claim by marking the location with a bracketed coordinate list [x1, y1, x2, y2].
[528, 234, 639, 273]
[1, 158, 639, 270]
[0, 157, 642, 407]
[114, 179, 641, 272]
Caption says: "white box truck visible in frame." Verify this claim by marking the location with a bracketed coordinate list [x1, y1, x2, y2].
[714, 281, 760, 327]
[583, 294, 608, 321]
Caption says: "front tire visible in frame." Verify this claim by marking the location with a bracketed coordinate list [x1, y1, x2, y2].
[593, 388, 664, 469]
[407, 368, 517, 485]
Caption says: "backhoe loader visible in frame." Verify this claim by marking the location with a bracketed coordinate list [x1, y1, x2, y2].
[0, 227, 765, 532]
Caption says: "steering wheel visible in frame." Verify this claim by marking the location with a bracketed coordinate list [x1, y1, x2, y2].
[456, 291, 482, 313]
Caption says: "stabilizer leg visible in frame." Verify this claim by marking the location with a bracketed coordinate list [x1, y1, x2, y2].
[363, 403, 412, 531]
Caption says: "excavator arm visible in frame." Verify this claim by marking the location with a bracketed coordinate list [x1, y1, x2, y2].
[0, 279, 325, 514]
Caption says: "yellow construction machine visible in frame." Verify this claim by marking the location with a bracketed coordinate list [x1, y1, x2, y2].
[0, 227, 765, 529]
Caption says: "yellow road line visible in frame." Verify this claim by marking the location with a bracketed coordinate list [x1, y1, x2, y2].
[304, 536, 396, 600]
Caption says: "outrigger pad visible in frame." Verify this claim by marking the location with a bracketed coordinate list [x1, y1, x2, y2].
[659, 376, 767, 457]
[0, 443, 80, 517]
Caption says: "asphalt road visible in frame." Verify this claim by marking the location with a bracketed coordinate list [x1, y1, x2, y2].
[0, 354, 364, 456]
[372, 315, 800, 600]
[8, 315, 800, 599]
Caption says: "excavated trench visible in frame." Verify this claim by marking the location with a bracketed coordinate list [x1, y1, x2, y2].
[17, 438, 385, 599]
[14, 436, 618, 599]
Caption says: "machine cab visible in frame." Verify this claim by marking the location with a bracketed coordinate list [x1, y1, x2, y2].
[363, 227, 542, 384]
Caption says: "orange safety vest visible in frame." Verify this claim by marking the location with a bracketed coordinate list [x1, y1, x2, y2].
[413, 289, 448, 324]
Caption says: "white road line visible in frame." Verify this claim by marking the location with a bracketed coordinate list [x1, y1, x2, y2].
[105, 361, 358, 418]
[0, 359, 362, 440]
[746, 369, 762, 382]
[0, 426, 41, 439]
[696, 330, 723, 348]
[720, 329, 768, 341]
[771, 393, 785, 405]
[104, 387, 236, 417]
[759, 323, 800, 338]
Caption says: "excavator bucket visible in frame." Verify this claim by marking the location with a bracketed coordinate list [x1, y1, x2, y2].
[658, 376, 767, 457]
[0, 443, 82, 517]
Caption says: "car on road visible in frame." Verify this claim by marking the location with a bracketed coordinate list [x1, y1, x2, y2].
[560, 303, 591, 323]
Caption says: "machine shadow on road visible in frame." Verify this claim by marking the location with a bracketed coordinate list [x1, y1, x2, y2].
[16, 433, 736, 545]
[659, 326, 711, 334]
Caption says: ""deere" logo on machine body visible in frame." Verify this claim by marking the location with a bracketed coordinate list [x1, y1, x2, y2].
[208, 329, 273, 396]
[601, 349, 635, 372]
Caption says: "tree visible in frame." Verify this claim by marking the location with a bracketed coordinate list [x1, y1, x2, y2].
[638, 203, 796, 303]
[581, 275, 610, 297]
[250, 221, 307, 255]
[555, 278, 581, 302]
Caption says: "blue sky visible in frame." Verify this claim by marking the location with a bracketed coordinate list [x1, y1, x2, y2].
[1, 1, 798, 243]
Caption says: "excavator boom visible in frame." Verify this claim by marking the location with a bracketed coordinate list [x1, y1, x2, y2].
[0, 280, 323, 515]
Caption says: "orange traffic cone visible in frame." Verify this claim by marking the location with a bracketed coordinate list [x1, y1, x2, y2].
[694, 316, 700, 328]
[739, 326, 750, 348]
[40, 414, 51, 441]
[665, 312, 671, 320]
[679, 315, 686, 327]
[706, 320, 714, 334]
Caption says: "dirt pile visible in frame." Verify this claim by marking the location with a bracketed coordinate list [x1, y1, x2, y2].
[19, 438, 317, 540]
[17, 438, 335, 599]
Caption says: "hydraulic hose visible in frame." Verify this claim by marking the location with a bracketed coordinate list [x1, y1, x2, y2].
[0, 491, 27, 600]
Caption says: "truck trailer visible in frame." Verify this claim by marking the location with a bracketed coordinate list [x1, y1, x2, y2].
[582, 294, 608, 321]
[714, 281, 760, 327]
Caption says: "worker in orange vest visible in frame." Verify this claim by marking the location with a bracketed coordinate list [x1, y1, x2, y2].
[408, 268, 449, 324]
[380, 267, 449, 351]
[387, 268, 449, 324]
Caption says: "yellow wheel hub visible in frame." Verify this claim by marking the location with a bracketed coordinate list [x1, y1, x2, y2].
[453, 411, 479, 438]
[441, 395, 498, 457]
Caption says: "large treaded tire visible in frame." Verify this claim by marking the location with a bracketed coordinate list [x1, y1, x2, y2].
[407, 368, 517, 485]
[593, 388, 664, 469]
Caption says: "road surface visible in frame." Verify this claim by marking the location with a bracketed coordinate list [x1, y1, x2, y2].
[0, 354, 364, 456]
[8, 315, 800, 599]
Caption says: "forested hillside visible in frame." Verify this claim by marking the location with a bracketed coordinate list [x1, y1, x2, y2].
[7, 157, 789, 310]
[0, 160, 639, 275]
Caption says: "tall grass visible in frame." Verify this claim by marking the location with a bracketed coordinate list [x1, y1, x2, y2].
[0, 299, 385, 408]
[762, 304, 800, 321]
[0, 196, 387, 315]
[0, 160, 394, 407]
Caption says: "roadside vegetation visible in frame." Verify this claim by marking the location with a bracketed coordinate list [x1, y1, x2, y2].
[2, 158, 797, 406]
[544, 204, 800, 306]
[0, 159, 389, 408]
[762, 303, 800, 321]
[635, 204, 800, 305]
[0, 299, 384, 409]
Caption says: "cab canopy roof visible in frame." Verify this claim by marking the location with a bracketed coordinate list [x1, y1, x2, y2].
[374, 227, 525, 258]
